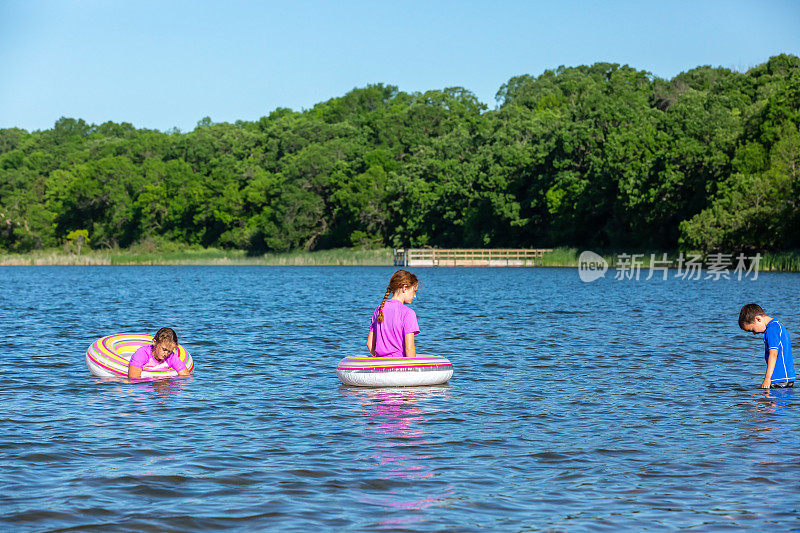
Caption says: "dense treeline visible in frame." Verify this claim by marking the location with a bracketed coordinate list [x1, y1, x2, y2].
[1, 55, 799, 253]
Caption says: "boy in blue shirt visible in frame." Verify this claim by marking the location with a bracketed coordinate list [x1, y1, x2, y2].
[739, 303, 795, 388]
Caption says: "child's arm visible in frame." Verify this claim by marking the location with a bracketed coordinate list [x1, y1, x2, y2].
[128, 347, 147, 379]
[762, 348, 778, 388]
[167, 353, 192, 377]
[404, 332, 417, 358]
[367, 330, 376, 356]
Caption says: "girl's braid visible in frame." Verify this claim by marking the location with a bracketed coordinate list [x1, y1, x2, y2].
[377, 287, 392, 323]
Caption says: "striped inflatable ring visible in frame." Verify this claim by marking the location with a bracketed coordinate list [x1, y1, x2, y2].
[86, 333, 194, 378]
[337, 355, 453, 387]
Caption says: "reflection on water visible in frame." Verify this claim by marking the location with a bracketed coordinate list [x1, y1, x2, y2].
[133, 377, 186, 395]
[341, 386, 455, 526]
[755, 388, 795, 422]
[92, 376, 189, 403]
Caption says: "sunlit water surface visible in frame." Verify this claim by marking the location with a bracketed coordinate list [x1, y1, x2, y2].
[1, 266, 798, 531]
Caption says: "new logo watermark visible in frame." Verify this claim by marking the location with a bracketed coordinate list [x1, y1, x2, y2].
[578, 250, 608, 282]
[578, 252, 761, 282]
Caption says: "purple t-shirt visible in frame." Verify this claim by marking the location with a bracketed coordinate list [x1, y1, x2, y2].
[369, 299, 420, 357]
[128, 344, 186, 372]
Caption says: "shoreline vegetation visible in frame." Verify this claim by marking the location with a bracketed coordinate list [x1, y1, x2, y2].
[1, 55, 799, 259]
[2, 246, 798, 271]
[0, 246, 393, 266]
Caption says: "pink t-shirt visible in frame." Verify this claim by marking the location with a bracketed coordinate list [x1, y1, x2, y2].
[369, 299, 420, 357]
[128, 344, 187, 372]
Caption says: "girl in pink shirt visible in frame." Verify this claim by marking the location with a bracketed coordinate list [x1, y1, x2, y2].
[367, 269, 420, 358]
[127, 327, 192, 379]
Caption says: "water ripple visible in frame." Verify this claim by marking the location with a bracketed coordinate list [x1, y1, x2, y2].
[0, 266, 798, 530]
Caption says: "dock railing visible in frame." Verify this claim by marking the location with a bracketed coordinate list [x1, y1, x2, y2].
[393, 248, 553, 267]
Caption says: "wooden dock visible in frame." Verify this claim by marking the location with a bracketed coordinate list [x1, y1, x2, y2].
[393, 248, 553, 267]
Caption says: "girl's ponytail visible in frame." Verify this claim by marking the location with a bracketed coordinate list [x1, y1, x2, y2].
[377, 287, 391, 323]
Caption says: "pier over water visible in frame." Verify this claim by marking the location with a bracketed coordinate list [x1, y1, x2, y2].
[393, 248, 553, 267]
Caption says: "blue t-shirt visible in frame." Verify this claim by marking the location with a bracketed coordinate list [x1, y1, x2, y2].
[764, 319, 795, 384]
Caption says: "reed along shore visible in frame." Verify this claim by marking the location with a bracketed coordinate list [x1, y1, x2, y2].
[1, 247, 798, 271]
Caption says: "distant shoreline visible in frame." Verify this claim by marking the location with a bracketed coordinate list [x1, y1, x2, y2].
[0, 247, 394, 266]
[1, 247, 798, 271]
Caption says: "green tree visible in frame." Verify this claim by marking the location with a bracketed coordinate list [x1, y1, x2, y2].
[65, 229, 89, 254]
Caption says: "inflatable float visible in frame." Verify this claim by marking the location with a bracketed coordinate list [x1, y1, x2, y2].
[86, 333, 194, 378]
[337, 355, 453, 387]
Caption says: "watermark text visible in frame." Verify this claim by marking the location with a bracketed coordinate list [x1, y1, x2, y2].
[578, 252, 761, 282]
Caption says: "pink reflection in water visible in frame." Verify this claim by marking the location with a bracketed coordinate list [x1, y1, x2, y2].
[340, 386, 456, 523]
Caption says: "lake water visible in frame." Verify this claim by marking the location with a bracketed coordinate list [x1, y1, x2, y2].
[1, 266, 798, 531]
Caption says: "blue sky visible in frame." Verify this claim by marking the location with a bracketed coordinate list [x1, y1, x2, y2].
[1, 0, 799, 132]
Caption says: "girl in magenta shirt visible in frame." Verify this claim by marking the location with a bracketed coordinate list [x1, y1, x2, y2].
[127, 327, 192, 379]
[367, 269, 420, 358]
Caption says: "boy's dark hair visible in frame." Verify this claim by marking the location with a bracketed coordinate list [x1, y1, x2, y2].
[738, 304, 766, 329]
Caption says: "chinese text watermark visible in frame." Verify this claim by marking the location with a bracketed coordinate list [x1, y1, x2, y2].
[578, 251, 761, 282]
